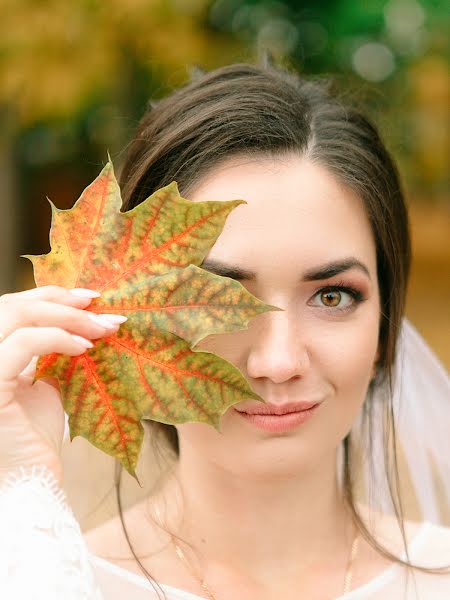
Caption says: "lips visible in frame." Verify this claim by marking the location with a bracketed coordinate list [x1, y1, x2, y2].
[235, 400, 320, 416]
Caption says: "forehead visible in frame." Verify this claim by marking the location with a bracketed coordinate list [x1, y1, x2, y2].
[186, 154, 376, 275]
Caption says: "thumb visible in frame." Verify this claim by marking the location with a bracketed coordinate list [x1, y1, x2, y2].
[21, 357, 61, 393]
[20, 355, 39, 377]
[40, 376, 61, 392]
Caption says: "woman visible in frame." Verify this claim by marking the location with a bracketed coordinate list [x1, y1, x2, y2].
[0, 61, 449, 600]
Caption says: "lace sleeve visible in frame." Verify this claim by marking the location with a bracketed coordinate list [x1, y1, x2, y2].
[0, 465, 104, 600]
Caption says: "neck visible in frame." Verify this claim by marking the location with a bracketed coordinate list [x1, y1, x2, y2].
[157, 446, 354, 583]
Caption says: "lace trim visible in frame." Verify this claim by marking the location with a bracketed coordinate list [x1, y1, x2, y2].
[0, 464, 104, 600]
[1, 464, 66, 502]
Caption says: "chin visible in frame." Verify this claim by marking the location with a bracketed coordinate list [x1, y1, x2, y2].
[221, 432, 321, 478]
[232, 455, 315, 481]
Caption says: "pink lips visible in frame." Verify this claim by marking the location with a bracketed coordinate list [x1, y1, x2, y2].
[236, 400, 320, 416]
[234, 401, 321, 433]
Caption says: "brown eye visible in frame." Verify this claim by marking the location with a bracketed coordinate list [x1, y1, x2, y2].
[310, 284, 363, 312]
[321, 290, 341, 307]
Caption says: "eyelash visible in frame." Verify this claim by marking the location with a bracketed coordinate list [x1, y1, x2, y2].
[311, 280, 365, 313]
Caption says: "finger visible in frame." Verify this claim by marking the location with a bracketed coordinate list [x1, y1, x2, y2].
[0, 285, 101, 309]
[19, 356, 60, 393]
[40, 376, 61, 392]
[0, 327, 94, 383]
[0, 298, 126, 343]
[19, 355, 60, 391]
[20, 355, 39, 377]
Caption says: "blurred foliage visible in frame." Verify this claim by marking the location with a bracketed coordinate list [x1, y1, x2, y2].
[0, 0, 240, 123]
[0, 0, 448, 227]
[0, 0, 447, 201]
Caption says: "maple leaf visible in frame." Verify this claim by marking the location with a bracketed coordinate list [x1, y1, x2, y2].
[22, 158, 282, 480]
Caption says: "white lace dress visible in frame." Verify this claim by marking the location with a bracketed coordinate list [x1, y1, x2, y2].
[1, 465, 450, 600]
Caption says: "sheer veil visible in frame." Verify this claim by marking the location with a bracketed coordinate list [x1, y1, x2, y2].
[349, 317, 450, 526]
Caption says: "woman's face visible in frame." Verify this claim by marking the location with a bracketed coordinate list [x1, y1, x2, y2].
[175, 154, 380, 478]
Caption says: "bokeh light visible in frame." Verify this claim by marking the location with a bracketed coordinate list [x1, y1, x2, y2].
[352, 42, 396, 81]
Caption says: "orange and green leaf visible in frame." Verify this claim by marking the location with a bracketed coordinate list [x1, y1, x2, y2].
[22, 158, 282, 479]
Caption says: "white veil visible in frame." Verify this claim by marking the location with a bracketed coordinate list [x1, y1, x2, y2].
[350, 317, 450, 526]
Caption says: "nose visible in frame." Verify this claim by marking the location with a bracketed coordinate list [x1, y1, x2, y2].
[246, 305, 310, 384]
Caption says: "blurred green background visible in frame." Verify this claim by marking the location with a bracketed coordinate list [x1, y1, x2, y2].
[0, 0, 448, 367]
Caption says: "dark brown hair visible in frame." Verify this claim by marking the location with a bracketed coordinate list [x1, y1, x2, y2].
[113, 59, 449, 598]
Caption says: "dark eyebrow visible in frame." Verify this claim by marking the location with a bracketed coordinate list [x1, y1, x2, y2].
[200, 257, 371, 282]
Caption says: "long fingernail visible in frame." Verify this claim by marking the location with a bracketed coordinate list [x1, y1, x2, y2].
[69, 288, 101, 298]
[71, 334, 94, 348]
[88, 313, 128, 328]
[99, 314, 128, 324]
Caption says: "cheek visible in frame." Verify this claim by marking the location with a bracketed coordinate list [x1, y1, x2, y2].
[176, 421, 224, 453]
[323, 324, 377, 379]
[316, 315, 379, 426]
[325, 317, 377, 374]
[194, 329, 245, 359]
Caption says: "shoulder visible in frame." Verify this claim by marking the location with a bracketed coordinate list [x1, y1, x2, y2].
[84, 495, 194, 591]
[83, 497, 157, 559]
[83, 495, 172, 577]
[356, 501, 450, 565]
[405, 522, 450, 597]
[353, 504, 450, 597]
[84, 473, 181, 563]
[413, 521, 450, 565]
[354, 502, 450, 563]
[378, 514, 450, 561]
[83, 514, 126, 557]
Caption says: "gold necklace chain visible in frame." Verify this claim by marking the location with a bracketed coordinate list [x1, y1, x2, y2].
[155, 505, 359, 599]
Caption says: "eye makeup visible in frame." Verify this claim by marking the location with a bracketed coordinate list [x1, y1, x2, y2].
[309, 279, 367, 313]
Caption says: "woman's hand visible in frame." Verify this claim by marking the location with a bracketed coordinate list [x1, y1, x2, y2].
[0, 285, 127, 487]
